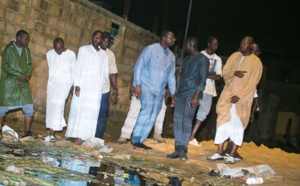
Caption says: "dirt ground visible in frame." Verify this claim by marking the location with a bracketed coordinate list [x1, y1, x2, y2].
[2, 118, 300, 186]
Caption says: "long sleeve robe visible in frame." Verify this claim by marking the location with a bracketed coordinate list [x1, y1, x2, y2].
[46, 49, 76, 131]
[66, 45, 108, 140]
[216, 52, 262, 128]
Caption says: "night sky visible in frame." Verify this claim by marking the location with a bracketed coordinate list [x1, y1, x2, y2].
[90, 0, 300, 84]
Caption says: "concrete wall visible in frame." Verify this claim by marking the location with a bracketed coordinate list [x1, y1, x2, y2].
[0, 0, 159, 130]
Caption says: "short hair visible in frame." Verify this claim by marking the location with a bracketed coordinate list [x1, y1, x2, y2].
[243, 36, 254, 44]
[206, 36, 217, 44]
[160, 29, 172, 37]
[185, 37, 198, 48]
[16, 30, 29, 38]
[92, 30, 102, 37]
[53, 37, 64, 46]
[102, 31, 111, 40]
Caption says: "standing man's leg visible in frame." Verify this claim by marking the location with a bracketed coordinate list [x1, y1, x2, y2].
[208, 104, 244, 164]
[167, 97, 185, 158]
[22, 104, 36, 137]
[0, 115, 4, 140]
[0, 107, 9, 139]
[189, 93, 213, 146]
[153, 99, 167, 143]
[179, 98, 197, 159]
[131, 91, 156, 149]
[117, 96, 141, 143]
[139, 94, 163, 143]
[95, 92, 110, 139]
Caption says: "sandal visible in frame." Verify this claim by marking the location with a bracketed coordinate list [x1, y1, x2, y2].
[207, 153, 224, 161]
[225, 155, 235, 164]
[22, 130, 37, 138]
[224, 153, 242, 161]
[41, 135, 56, 142]
[60, 136, 69, 141]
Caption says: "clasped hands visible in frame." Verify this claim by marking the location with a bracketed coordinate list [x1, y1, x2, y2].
[16, 74, 28, 84]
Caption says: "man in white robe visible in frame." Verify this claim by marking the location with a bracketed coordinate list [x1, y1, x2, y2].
[65, 30, 108, 145]
[42, 38, 76, 142]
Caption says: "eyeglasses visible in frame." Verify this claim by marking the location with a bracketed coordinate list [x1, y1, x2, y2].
[167, 35, 176, 41]
[252, 50, 261, 56]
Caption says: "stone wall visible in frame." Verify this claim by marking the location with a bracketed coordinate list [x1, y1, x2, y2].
[0, 0, 159, 131]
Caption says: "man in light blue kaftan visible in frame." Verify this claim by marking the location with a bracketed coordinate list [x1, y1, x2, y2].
[131, 30, 176, 149]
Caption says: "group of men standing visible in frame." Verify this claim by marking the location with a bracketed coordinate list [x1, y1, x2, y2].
[118, 30, 262, 165]
[0, 30, 117, 145]
[0, 29, 262, 165]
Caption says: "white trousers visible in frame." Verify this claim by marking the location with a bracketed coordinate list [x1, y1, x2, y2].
[120, 96, 167, 139]
[214, 104, 244, 146]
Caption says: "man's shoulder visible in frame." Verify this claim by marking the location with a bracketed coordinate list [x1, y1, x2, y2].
[214, 53, 222, 62]
[79, 45, 90, 49]
[105, 48, 115, 56]
[3, 42, 15, 51]
[196, 52, 208, 60]
[46, 49, 55, 55]
[251, 54, 263, 66]
[230, 51, 240, 57]
[65, 49, 76, 55]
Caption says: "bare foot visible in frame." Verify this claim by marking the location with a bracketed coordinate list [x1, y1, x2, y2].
[74, 138, 84, 145]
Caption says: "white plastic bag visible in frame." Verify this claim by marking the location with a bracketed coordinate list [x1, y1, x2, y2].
[2, 125, 19, 141]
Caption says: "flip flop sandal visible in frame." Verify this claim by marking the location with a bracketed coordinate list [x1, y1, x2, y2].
[207, 153, 224, 161]
[41, 135, 56, 142]
[224, 153, 242, 161]
[225, 156, 235, 164]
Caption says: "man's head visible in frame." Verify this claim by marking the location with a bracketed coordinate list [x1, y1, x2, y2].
[92, 30, 102, 50]
[184, 37, 198, 54]
[53, 37, 65, 55]
[206, 36, 219, 54]
[252, 43, 261, 56]
[160, 29, 176, 48]
[100, 31, 112, 50]
[15, 30, 29, 47]
[239, 36, 254, 56]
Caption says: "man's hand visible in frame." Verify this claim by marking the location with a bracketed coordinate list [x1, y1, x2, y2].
[171, 96, 175, 107]
[16, 74, 28, 84]
[234, 71, 247, 78]
[70, 86, 74, 94]
[134, 85, 141, 100]
[253, 97, 259, 111]
[111, 88, 118, 104]
[75, 86, 80, 97]
[129, 86, 135, 99]
[230, 95, 240, 103]
[20, 74, 27, 81]
[164, 88, 170, 99]
[189, 96, 199, 108]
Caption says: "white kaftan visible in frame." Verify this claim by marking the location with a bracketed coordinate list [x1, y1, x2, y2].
[66, 45, 108, 140]
[46, 49, 76, 131]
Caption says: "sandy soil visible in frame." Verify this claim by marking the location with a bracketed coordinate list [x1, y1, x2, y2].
[2, 119, 300, 186]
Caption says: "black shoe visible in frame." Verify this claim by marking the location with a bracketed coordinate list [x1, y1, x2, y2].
[22, 130, 37, 138]
[180, 151, 188, 160]
[166, 151, 180, 159]
[132, 143, 152, 150]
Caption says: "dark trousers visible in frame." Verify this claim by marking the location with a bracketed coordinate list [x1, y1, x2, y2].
[95, 92, 110, 138]
[173, 96, 197, 151]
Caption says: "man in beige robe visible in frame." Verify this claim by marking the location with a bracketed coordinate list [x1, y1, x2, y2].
[207, 36, 262, 164]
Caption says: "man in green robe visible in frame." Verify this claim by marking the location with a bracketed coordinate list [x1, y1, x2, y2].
[0, 30, 36, 139]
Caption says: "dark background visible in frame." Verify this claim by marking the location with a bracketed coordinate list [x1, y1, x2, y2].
[89, 0, 300, 84]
